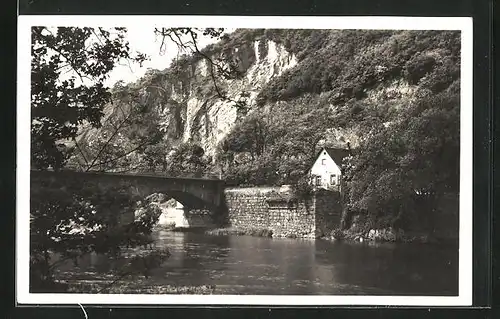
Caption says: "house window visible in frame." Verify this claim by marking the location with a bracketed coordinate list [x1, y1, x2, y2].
[315, 176, 322, 186]
[321, 159, 326, 165]
[330, 174, 337, 185]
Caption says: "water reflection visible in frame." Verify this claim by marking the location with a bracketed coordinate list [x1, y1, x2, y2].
[55, 231, 458, 295]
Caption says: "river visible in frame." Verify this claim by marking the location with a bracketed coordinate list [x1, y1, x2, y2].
[54, 230, 458, 295]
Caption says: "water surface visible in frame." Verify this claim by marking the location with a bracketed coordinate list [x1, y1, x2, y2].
[56, 230, 458, 295]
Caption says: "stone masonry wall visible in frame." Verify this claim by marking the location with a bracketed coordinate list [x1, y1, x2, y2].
[224, 187, 277, 229]
[224, 186, 342, 238]
[267, 200, 315, 238]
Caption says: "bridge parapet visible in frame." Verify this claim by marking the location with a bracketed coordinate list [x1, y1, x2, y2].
[60, 165, 221, 180]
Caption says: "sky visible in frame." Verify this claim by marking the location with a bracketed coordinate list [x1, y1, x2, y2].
[104, 27, 234, 86]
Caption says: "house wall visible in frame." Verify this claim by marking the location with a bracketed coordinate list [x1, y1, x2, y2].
[309, 149, 342, 190]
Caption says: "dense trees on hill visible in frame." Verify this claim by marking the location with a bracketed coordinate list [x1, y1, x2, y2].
[342, 89, 459, 230]
[217, 99, 329, 186]
[256, 30, 459, 105]
[211, 29, 460, 233]
[66, 30, 460, 228]
[216, 29, 460, 191]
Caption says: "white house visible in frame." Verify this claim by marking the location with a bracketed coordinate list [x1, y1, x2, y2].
[308, 147, 351, 191]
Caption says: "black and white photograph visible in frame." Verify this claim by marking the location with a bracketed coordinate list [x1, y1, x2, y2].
[17, 16, 473, 305]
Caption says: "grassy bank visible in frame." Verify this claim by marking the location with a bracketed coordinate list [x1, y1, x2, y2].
[205, 227, 273, 238]
[59, 280, 217, 294]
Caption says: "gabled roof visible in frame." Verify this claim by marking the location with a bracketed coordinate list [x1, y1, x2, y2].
[319, 147, 351, 165]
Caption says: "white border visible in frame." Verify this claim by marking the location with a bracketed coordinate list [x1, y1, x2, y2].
[17, 15, 473, 306]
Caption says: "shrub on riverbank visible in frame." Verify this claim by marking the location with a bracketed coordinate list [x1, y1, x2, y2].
[154, 222, 177, 231]
[328, 227, 446, 244]
[63, 280, 216, 294]
[205, 227, 273, 237]
[330, 228, 347, 241]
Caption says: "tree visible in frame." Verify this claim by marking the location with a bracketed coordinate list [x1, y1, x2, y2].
[29, 26, 228, 292]
[343, 89, 459, 231]
[224, 114, 268, 159]
[217, 101, 329, 186]
[32, 26, 232, 173]
[31, 27, 148, 170]
[166, 142, 210, 177]
[30, 178, 169, 292]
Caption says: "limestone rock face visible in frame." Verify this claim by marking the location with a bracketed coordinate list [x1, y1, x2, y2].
[139, 39, 297, 158]
[179, 40, 297, 157]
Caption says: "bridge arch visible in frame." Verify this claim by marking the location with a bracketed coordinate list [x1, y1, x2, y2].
[30, 169, 226, 227]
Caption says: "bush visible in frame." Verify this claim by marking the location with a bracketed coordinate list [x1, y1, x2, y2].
[404, 54, 437, 85]
[340, 206, 355, 230]
[331, 228, 346, 240]
[292, 177, 314, 199]
[29, 179, 169, 292]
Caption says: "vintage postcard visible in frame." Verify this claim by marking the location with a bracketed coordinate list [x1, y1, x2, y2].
[17, 15, 473, 306]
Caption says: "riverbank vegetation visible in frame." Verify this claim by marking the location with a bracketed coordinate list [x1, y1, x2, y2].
[62, 281, 216, 294]
[329, 227, 452, 245]
[205, 227, 273, 238]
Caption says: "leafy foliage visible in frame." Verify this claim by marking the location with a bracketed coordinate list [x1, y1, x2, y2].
[256, 30, 460, 105]
[30, 179, 166, 291]
[218, 99, 328, 186]
[30, 27, 231, 292]
[31, 27, 148, 170]
[342, 88, 459, 230]
[166, 142, 211, 177]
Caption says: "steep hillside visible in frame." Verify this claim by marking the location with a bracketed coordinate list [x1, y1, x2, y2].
[70, 28, 460, 189]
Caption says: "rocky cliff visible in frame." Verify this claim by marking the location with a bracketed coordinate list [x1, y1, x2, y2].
[174, 39, 298, 156]
[86, 33, 298, 158]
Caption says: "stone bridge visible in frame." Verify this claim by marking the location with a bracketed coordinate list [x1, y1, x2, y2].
[31, 169, 226, 226]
